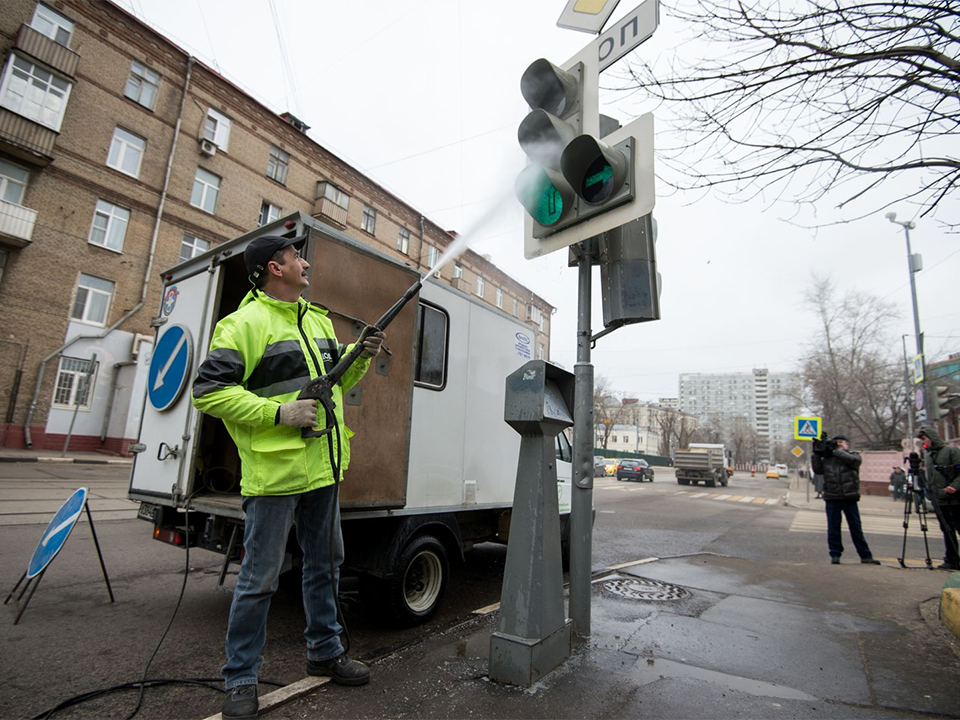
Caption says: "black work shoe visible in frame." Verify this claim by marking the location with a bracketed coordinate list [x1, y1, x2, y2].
[937, 562, 960, 571]
[306, 653, 371, 686]
[860, 558, 881, 565]
[222, 684, 258, 719]
[830, 556, 840, 564]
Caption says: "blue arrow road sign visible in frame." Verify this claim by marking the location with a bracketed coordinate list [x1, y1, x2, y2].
[148, 324, 193, 411]
[794, 416, 822, 441]
[28, 487, 88, 578]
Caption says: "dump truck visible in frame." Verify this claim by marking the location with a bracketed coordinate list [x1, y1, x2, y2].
[127, 212, 572, 625]
[674, 443, 731, 487]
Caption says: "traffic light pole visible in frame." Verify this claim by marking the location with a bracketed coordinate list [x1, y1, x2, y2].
[570, 238, 596, 637]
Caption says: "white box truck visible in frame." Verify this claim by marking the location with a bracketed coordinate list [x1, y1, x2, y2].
[127, 213, 572, 624]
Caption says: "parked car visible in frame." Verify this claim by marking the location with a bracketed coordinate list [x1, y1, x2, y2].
[603, 458, 618, 476]
[775, 463, 789, 477]
[617, 459, 654, 482]
[765, 467, 780, 479]
[594, 458, 608, 477]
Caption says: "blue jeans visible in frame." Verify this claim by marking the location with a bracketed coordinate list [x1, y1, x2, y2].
[223, 485, 344, 689]
[824, 499, 874, 560]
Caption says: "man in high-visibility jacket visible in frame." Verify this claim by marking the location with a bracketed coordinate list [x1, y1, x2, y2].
[192, 234, 384, 720]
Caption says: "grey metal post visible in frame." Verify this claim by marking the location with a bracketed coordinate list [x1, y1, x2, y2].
[902, 335, 915, 442]
[887, 214, 930, 425]
[570, 240, 594, 636]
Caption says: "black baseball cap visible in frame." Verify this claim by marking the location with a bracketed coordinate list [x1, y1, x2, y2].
[831, 434, 850, 443]
[244, 234, 306, 279]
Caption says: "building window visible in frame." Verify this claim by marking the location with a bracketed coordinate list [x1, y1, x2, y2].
[179, 234, 209, 262]
[361, 205, 377, 235]
[107, 127, 145, 178]
[427, 245, 438, 269]
[538, 343, 545, 360]
[191, 168, 221, 214]
[53, 357, 97, 409]
[397, 227, 410, 255]
[513, 298, 519, 317]
[266, 146, 289, 184]
[124, 61, 160, 110]
[203, 107, 231, 151]
[612, 436, 618, 444]
[30, 3, 74, 47]
[496, 287, 503, 308]
[415, 303, 448, 390]
[71, 273, 114, 326]
[476, 275, 484, 298]
[317, 181, 349, 210]
[453, 263, 462, 280]
[0, 159, 28, 204]
[88, 200, 130, 252]
[0, 55, 72, 131]
[259, 201, 281, 226]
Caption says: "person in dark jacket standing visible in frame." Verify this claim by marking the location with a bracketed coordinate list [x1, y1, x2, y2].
[889, 466, 907, 501]
[917, 426, 960, 570]
[810, 434, 881, 565]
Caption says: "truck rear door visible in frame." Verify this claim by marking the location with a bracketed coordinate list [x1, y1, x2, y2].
[129, 265, 221, 501]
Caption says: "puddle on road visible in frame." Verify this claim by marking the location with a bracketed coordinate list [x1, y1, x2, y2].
[632, 657, 818, 701]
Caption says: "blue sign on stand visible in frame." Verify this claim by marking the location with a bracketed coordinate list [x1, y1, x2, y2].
[148, 324, 193, 411]
[28, 487, 88, 578]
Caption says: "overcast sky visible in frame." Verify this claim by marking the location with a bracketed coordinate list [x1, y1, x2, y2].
[117, 0, 959, 402]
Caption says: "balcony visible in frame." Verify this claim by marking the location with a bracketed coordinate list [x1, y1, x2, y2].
[0, 200, 37, 247]
[15, 24, 80, 77]
[0, 107, 55, 165]
[312, 196, 348, 227]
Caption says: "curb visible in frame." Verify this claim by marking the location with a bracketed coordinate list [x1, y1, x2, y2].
[0, 456, 132, 465]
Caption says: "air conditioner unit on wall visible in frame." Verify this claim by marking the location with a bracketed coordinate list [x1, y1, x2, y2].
[199, 138, 217, 157]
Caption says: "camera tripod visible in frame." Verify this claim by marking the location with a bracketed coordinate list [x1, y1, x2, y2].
[898, 475, 934, 569]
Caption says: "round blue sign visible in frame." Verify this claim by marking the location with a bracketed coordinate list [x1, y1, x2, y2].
[28, 487, 88, 578]
[148, 324, 193, 411]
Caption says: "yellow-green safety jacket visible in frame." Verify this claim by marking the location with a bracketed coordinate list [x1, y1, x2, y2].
[192, 289, 370, 496]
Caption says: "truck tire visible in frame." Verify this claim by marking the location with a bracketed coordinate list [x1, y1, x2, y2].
[387, 534, 448, 625]
[678, 478, 690, 486]
[706, 478, 717, 487]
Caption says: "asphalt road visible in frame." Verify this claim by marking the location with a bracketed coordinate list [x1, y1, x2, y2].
[2, 466, 957, 719]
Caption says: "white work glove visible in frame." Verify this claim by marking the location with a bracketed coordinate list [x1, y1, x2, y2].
[360, 330, 385, 359]
[276, 399, 317, 428]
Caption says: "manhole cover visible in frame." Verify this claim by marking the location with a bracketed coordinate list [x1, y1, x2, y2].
[601, 577, 690, 601]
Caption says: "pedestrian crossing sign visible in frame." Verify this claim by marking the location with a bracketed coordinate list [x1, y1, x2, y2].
[794, 416, 822, 441]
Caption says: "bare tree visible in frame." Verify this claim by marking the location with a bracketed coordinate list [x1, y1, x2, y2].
[621, 0, 960, 226]
[594, 374, 630, 450]
[800, 274, 909, 449]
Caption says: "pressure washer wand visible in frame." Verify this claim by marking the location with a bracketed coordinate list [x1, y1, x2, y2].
[298, 278, 422, 438]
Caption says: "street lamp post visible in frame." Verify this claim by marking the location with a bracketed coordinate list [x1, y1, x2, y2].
[886, 213, 929, 430]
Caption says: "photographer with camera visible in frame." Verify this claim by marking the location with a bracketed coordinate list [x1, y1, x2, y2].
[811, 433, 881, 565]
[917, 427, 960, 571]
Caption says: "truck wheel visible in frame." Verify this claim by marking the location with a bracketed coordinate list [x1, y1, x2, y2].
[388, 534, 448, 625]
[678, 479, 689, 486]
[706, 478, 717, 487]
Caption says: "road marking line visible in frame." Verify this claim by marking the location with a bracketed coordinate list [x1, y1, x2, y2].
[690, 492, 708, 498]
[789, 511, 926, 538]
[752, 498, 768, 504]
[727, 495, 744, 501]
[766, 498, 780, 505]
[738, 496, 756, 503]
[714, 494, 731, 500]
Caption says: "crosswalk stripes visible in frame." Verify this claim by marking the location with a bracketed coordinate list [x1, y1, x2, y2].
[594, 482, 782, 507]
[789, 510, 926, 538]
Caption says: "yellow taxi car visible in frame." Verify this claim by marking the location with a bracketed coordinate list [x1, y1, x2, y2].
[603, 458, 618, 476]
[765, 467, 780, 479]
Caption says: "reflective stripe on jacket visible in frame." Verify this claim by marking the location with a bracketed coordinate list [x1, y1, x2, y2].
[191, 289, 370, 496]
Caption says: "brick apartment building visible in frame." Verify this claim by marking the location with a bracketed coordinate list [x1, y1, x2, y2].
[0, 0, 554, 454]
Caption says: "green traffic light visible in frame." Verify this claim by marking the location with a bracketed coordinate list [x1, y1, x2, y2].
[583, 160, 613, 203]
[536, 185, 564, 226]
